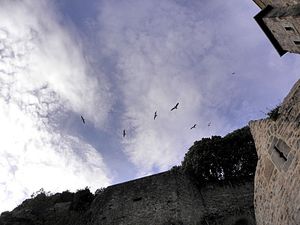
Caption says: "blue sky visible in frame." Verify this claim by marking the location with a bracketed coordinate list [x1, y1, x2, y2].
[0, 0, 299, 213]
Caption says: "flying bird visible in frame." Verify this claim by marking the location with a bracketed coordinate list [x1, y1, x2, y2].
[232, 72, 235, 75]
[81, 116, 85, 124]
[208, 122, 211, 127]
[170, 103, 179, 111]
[190, 124, 196, 129]
[154, 111, 157, 120]
[123, 129, 126, 138]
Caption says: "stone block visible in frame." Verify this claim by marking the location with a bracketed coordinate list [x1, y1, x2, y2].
[263, 157, 275, 182]
[282, 152, 294, 172]
[269, 136, 278, 155]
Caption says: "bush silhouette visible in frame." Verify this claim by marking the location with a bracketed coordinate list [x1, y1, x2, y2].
[267, 105, 280, 121]
[70, 188, 94, 211]
[182, 126, 258, 182]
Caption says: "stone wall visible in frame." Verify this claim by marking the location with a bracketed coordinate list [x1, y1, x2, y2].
[89, 170, 203, 225]
[89, 170, 255, 225]
[199, 181, 256, 225]
[0, 170, 255, 225]
[262, 5, 300, 53]
[253, 0, 300, 55]
[249, 79, 300, 225]
[253, 0, 300, 8]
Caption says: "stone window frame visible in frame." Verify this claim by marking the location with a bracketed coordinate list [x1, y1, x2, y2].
[293, 40, 300, 46]
[280, 21, 300, 47]
[285, 26, 295, 32]
[263, 157, 275, 182]
[268, 137, 294, 172]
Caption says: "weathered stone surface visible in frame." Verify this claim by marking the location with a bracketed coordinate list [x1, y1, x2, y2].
[263, 14, 300, 54]
[253, 0, 300, 55]
[249, 79, 300, 225]
[254, 0, 300, 9]
[89, 170, 255, 225]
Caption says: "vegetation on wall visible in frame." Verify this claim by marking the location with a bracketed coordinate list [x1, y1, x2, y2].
[0, 187, 106, 225]
[267, 105, 281, 121]
[70, 188, 94, 211]
[181, 126, 258, 182]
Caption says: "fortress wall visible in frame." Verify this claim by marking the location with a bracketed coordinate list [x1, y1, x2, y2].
[200, 181, 255, 223]
[249, 79, 300, 225]
[89, 170, 204, 225]
[89, 170, 255, 225]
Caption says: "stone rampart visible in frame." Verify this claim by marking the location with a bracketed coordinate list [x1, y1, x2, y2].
[89, 170, 255, 225]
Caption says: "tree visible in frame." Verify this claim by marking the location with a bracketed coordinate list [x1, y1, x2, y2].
[181, 126, 257, 182]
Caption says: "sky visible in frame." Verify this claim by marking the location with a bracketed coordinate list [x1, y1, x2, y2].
[0, 0, 299, 213]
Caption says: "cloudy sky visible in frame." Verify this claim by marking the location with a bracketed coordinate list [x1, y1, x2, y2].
[0, 0, 299, 213]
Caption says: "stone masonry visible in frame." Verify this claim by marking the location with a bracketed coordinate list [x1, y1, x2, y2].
[254, 0, 300, 8]
[89, 170, 255, 225]
[249, 79, 300, 225]
[253, 0, 300, 56]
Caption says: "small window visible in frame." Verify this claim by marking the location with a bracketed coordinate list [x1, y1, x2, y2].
[132, 197, 142, 202]
[294, 41, 300, 46]
[285, 26, 295, 32]
[274, 146, 287, 161]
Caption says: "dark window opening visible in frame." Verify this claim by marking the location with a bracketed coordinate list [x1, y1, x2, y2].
[132, 197, 142, 202]
[274, 146, 287, 161]
[285, 26, 294, 32]
[294, 41, 300, 46]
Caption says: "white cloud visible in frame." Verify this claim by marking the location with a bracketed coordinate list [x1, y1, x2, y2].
[96, 0, 299, 176]
[96, 0, 226, 175]
[0, 0, 111, 213]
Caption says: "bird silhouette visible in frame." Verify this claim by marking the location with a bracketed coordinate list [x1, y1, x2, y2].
[232, 72, 235, 75]
[81, 116, 85, 124]
[154, 111, 157, 120]
[171, 103, 179, 111]
[208, 122, 211, 127]
[123, 129, 126, 137]
[190, 124, 196, 129]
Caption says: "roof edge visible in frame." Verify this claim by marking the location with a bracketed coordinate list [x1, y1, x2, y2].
[253, 0, 266, 9]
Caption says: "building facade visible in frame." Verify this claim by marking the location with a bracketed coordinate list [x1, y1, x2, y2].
[249, 79, 300, 225]
[253, 0, 300, 56]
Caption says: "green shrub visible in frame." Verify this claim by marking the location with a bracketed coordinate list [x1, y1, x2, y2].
[58, 190, 74, 203]
[70, 187, 94, 211]
[267, 105, 280, 121]
[95, 187, 106, 195]
[182, 126, 257, 183]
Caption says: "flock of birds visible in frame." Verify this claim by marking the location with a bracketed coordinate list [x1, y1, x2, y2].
[79, 72, 238, 137]
[80, 102, 212, 138]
